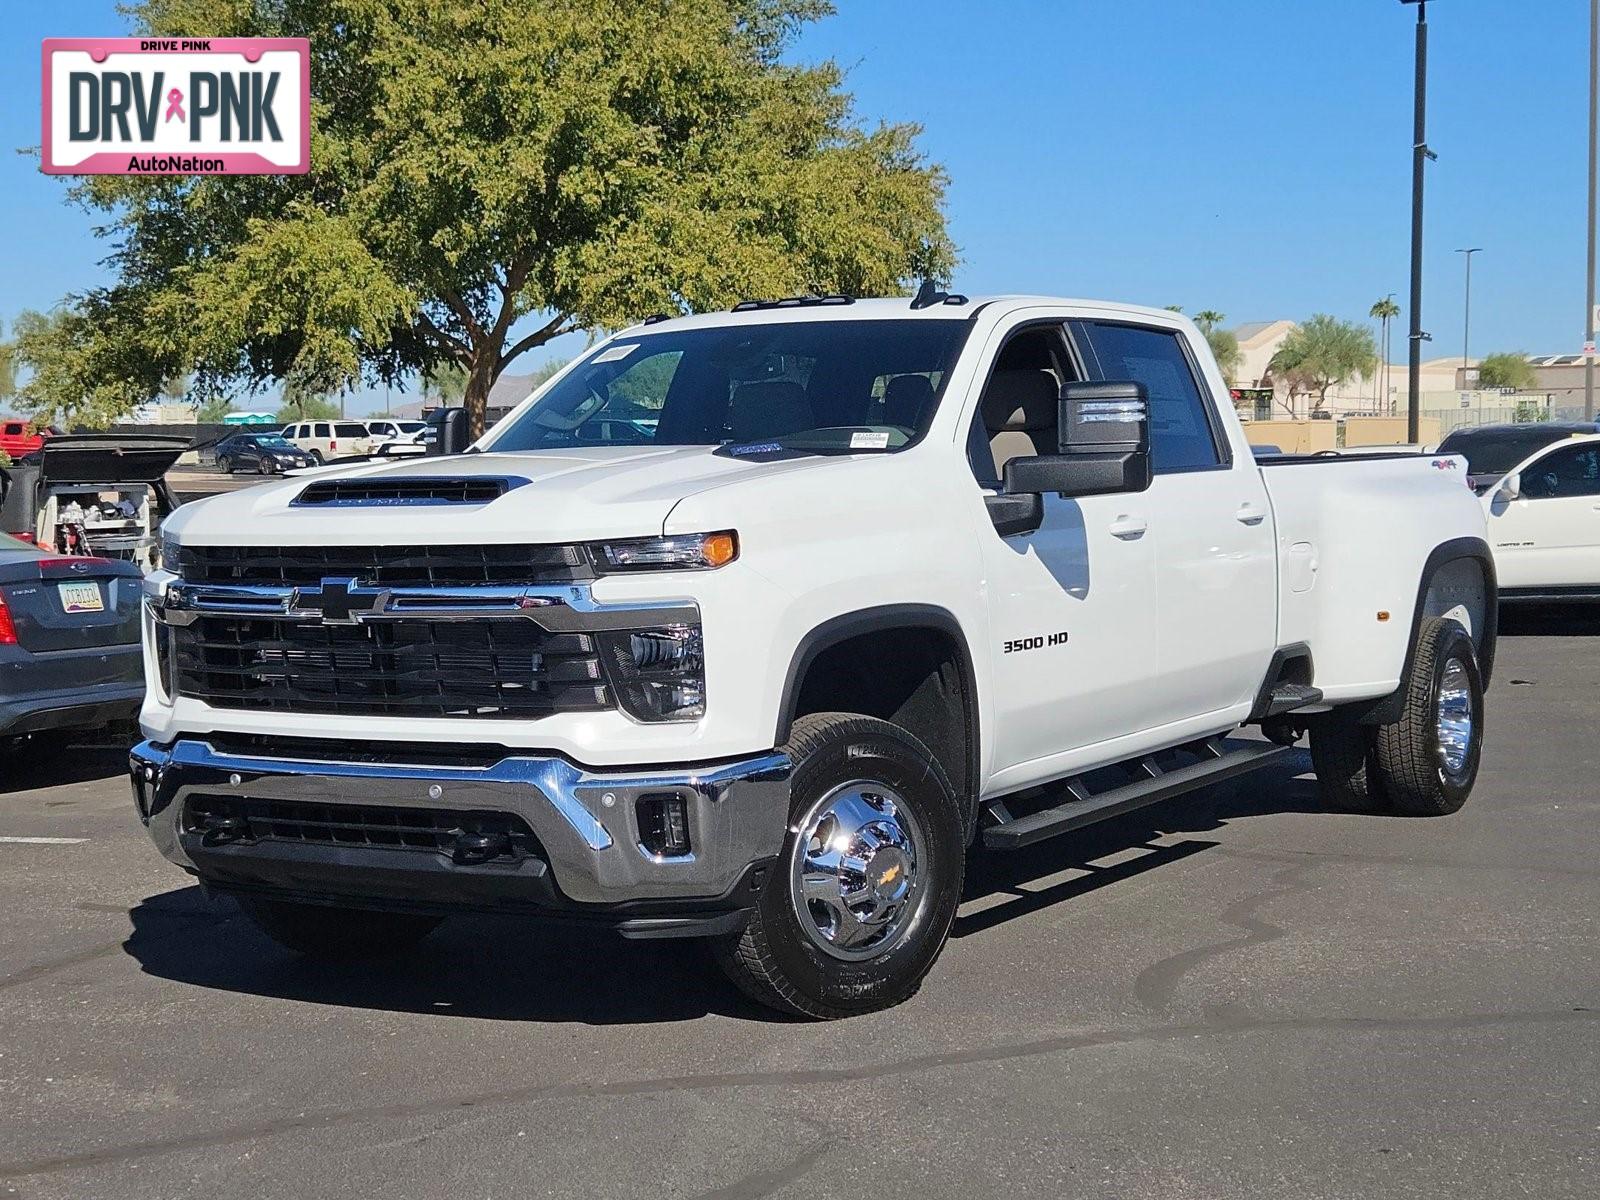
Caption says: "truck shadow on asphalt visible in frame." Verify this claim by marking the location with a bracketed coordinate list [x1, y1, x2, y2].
[952, 753, 1323, 939]
[118, 754, 1335, 1024]
[0, 745, 131, 796]
[1495, 604, 1600, 638]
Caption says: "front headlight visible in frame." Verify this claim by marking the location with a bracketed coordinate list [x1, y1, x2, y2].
[599, 624, 705, 722]
[158, 530, 181, 575]
[592, 531, 737, 572]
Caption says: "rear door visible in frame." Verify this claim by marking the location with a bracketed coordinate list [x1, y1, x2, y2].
[1070, 319, 1277, 728]
[1490, 441, 1600, 588]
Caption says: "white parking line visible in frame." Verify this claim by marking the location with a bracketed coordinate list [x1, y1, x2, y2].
[0, 836, 87, 845]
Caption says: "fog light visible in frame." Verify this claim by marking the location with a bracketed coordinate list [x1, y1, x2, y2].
[637, 793, 691, 857]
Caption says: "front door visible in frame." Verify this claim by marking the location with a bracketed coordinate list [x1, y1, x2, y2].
[966, 321, 1161, 791]
[1070, 319, 1277, 728]
[1489, 442, 1600, 589]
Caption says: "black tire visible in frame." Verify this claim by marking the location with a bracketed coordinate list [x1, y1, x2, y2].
[1371, 618, 1484, 816]
[237, 897, 442, 959]
[713, 712, 965, 1019]
[1308, 711, 1389, 813]
[216, 456, 232, 474]
[257, 456, 275, 475]
[309, 449, 324, 464]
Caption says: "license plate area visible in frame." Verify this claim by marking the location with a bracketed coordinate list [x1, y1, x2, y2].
[58, 581, 104, 613]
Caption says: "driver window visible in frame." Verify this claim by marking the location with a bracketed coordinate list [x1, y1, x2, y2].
[1521, 445, 1600, 498]
[967, 325, 1075, 486]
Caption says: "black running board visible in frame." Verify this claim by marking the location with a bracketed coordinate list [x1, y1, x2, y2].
[982, 739, 1295, 851]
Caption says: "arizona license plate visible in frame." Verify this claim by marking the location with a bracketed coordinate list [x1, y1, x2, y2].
[58, 581, 104, 613]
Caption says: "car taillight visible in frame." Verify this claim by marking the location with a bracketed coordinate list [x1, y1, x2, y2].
[330, 440, 337, 450]
[0, 595, 16, 645]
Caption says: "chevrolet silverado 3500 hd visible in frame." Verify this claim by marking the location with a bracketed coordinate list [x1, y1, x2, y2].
[132, 295, 1495, 1018]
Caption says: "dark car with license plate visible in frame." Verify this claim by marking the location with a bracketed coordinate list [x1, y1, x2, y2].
[0, 534, 143, 749]
[213, 433, 315, 476]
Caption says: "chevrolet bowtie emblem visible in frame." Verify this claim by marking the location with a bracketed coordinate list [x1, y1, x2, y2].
[288, 577, 391, 625]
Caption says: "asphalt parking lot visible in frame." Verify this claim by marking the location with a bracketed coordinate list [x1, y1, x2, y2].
[1, 610, 1596, 1199]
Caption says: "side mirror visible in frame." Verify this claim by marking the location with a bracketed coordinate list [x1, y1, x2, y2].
[983, 381, 1153, 536]
[425, 407, 470, 456]
[1497, 472, 1521, 501]
[1001, 380, 1153, 499]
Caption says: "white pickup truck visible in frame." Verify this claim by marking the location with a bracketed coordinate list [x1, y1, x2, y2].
[132, 294, 1496, 1018]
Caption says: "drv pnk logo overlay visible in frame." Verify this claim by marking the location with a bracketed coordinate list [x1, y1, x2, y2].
[42, 38, 309, 175]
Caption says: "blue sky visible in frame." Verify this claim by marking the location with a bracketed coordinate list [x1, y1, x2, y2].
[1, 1, 1579, 414]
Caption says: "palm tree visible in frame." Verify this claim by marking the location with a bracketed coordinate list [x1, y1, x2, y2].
[1194, 310, 1226, 332]
[1370, 296, 1400, 414]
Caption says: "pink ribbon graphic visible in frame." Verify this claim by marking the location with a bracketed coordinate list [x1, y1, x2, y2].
[164, 88, 185, 123]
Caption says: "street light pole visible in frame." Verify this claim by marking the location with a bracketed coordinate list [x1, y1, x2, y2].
[1402, 0, 1436, 443]
[1587, 0, 1597, 420]
[1456, 248, 1482, 383]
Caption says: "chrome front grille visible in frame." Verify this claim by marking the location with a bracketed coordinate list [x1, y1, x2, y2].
[171, 614, 610, 718]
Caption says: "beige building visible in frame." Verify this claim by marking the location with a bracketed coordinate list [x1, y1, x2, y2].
[1231, 319, 1462, 419]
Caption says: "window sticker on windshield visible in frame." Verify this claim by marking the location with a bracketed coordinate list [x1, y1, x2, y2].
[593, 344, 638, 364]
[850, 431, 891, 450]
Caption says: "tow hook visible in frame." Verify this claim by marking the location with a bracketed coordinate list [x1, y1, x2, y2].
[451, 830, 510, 865]
[197, 812, 249, 845]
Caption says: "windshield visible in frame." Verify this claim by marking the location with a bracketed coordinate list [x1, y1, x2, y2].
[486, 318, 971, 455]
[256, 436, 296, 450]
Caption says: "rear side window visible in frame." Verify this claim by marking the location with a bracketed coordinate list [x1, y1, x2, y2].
[335, 422, 367, 438]
[1521, 444, 1600, 499]
[313, 423, 331, 438]
[1070, 321, 1226, 472]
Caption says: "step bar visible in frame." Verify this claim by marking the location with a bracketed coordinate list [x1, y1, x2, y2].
[981, 738, 1295, 851]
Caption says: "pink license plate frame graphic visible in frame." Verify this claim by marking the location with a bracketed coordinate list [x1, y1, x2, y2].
[41, 37, 310, 175]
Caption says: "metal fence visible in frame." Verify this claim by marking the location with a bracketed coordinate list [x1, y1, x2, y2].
[1420, 396, 1600, 437]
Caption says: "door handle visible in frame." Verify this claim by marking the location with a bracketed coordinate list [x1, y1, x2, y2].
[1235, 503, 1267, 526]
[1109, 515, 1148, 540]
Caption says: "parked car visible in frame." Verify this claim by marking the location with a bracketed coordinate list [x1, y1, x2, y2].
[1, 435, 186, 573]
[136, 294, 1494, 1018]
[0, 419, 61, 461]
[278, 420, 377, 463]
[214, 432, 316, 475]
[0, 532, 144, 752]
[1438, 422, 1600, 601]
[364, 419, 427, 443]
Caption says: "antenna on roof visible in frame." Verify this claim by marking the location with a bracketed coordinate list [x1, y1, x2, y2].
[909, 280, 969, 310]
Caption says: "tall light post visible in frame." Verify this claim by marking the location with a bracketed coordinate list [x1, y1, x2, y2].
[1587, 0, 1597, 420]
[1456, 248, 1482, 383]
[1401, 0, 1436, 443]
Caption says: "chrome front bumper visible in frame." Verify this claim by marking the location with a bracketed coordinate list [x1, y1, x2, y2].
[130, 738, 790, 918]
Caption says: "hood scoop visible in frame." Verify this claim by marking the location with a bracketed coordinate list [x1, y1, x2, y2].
[291, 475, 528, 507]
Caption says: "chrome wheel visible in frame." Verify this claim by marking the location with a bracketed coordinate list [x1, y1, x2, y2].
[788, 781, 927, 962]
[1436, 655, 1474, 780]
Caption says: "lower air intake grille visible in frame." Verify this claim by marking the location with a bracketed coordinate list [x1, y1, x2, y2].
[184, 795, 542, 863]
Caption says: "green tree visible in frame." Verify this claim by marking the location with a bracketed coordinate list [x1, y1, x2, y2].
[0, 320, 17, 405]
[195, 394, 237, 423]
[1477, 352, 1538, 392]
[11, 308, 132, 429]
[421, 364, 468, 405]
[276, 379, 339, 423]
[1268, 314, 1379, 414]
[1191, 311, 1240, 385]
[50, 0, 955, 438]
[1369, 296, 1400, 414]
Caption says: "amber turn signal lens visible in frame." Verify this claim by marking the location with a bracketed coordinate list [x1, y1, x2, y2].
[702, 532, 738, 568]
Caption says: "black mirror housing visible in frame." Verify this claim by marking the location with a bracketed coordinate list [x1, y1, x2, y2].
[1058, 381, 1149, 455]
[1003, 450, 1151, 500]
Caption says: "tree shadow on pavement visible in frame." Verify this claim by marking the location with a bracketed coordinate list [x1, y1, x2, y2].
[122, 885, 773, 1025]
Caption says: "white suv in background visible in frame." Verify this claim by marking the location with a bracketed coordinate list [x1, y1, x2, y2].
[278, 420, 377, 463]
[364, 419, 427, 444]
